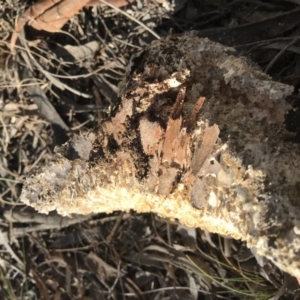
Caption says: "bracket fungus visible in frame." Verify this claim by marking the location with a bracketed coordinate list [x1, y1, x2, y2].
[20, 32, 300, 278]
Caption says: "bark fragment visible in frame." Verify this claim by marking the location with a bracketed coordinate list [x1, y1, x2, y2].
[20, 32, 300, 278]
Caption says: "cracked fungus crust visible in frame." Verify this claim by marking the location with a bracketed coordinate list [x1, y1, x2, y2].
[21, 32, 300, 278]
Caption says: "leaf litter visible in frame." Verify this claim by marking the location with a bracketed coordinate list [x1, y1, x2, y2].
[1, 0, 300, 299]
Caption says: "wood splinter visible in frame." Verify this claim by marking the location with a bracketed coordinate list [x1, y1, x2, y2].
[20, 32, 300, 279]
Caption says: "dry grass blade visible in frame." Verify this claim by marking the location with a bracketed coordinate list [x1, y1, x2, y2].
[100, 0, 161, 40]
[0, 231, 24, 268]
[17, 29, 92, 98]
[21, 67, 69, 132]
[198, 7, 300, 46]
[3, 206, 91, 238]
[265, 36, 300, 72]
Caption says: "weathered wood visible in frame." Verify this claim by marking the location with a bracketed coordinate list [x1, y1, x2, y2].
[20, 32, 300, 278]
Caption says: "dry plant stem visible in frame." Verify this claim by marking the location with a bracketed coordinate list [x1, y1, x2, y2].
[11, 0, 135, 52]
[21, 32, 300, 278]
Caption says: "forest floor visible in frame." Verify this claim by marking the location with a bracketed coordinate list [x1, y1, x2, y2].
[1, 0, 300, 299]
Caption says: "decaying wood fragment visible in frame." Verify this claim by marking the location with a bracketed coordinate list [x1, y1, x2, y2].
[20, 32, 300, 278]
